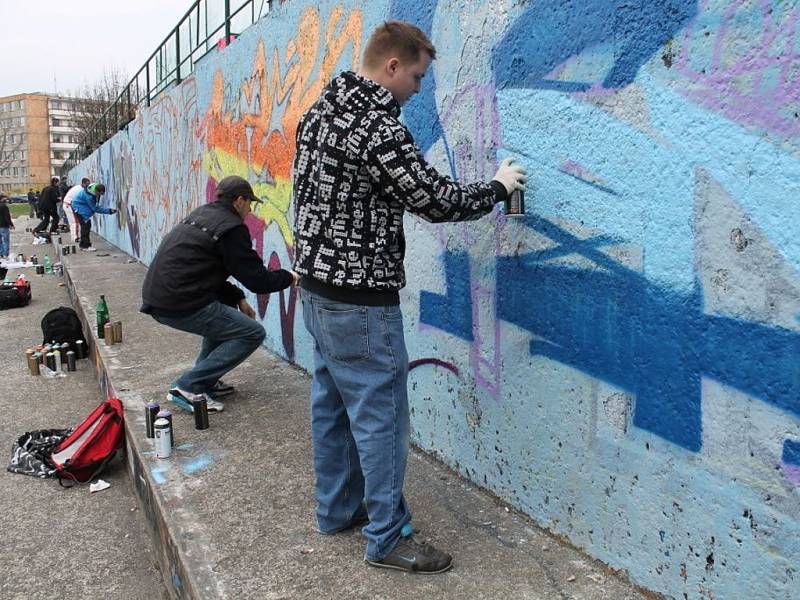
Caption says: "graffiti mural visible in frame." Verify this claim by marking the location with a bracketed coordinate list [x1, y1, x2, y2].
[199, 3, 364, 359]
[70, 1, 800, 598]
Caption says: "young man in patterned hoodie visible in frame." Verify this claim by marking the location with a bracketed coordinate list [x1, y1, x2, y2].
[292, 20, 527, 574]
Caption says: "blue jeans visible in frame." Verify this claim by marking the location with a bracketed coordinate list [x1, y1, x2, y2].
[301, 290, 412, 561]
[0, 228, 9, 257]
[151, 300, 265, 393]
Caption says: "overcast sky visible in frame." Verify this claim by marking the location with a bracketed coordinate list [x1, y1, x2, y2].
[0, 0, 194, 98]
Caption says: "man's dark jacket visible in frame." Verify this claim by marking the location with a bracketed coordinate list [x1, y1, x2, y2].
[0, 203, 13, 228]
[141, 201, 293, 316]
[38, 185, 59, 213]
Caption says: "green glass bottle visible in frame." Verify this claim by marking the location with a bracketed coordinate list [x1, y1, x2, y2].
[43, 255, 52, 274]
[96, 295, 110, 338]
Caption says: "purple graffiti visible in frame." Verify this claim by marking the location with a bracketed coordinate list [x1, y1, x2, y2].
[674, 0, 800, 138]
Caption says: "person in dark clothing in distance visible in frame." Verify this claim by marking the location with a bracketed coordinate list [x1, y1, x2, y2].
[32, 177, 61, 236]
[27, 189, 37, 218]
[141, 175, 299, 413]
[0, 195, 14, 259]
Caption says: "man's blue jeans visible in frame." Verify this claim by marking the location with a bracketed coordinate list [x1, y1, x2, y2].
[152, 300, 265, 393]
[301, 290, 412, 561]
[0, 227, 9, 257]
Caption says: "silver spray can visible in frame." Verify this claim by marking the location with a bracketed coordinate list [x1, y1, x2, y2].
[504, 189, 525, 217]
[154, 418, 172, 459]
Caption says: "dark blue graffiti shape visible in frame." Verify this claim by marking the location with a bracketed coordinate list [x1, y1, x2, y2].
[492, 0, 698, 92]
[420, 250, 474, 341]
[419, 217, 800, 451]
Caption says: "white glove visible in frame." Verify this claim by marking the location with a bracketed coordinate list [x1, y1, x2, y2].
[492, 157, 528, 195]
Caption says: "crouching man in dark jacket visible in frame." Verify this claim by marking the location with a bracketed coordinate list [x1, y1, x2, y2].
[141, 175, 298, 413]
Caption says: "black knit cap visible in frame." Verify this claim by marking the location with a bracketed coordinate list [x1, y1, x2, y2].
[216, 175, 263, 204]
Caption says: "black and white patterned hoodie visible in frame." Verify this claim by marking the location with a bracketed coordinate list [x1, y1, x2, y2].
[292, 71, 505, 304]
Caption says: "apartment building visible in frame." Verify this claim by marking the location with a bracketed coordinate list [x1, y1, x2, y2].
[0, 93, 84, 193]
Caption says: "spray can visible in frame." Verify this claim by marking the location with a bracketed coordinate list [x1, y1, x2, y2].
[75, 340, 86, 359]
[36, 265, 44, 275]
[66, 351, 76, 372]
[45, 352, 56, 372]
[104, 322, 114, 346]
[504, 189, 525, 217]
[60, 342, 70, 363]
[156, 409, 174, 447]
[52, 348, 62, 372]
[154, 418, 172, 459]
[31, 255, 38, 265]
[71, 245, 77, 254]
[145, 402, 160, 438]
[192, 396, 210, 430]
[112, 321, 123, 343]
[28, 354, 40, 376]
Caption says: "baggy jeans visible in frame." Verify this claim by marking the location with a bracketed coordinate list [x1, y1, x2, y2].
[301, 289, 412, 561]
[151, 300, 266, 393]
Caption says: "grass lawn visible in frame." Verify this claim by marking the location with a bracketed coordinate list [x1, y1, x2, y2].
[9, 204, 31, 219]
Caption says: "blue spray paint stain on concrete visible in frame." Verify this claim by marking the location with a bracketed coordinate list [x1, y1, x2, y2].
[183, 454, 213, 475]
[492, 0, 698, 91]
[151, 466, 167, 484]
[420, 251, 474, 341]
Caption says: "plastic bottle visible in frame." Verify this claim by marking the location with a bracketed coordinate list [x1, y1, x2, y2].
[43, 255, 52, 274]
[96, 295, 110, 338]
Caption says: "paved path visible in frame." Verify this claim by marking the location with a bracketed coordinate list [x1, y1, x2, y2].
[0, 218, 166, 600]
[57, 228, 655, 600]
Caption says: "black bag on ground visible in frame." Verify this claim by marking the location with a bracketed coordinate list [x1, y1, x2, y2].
[0, 281, 31, 310]
[41, 306, 86, 346]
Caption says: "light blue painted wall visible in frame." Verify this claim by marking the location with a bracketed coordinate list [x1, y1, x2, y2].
[71, 1, 800, 597]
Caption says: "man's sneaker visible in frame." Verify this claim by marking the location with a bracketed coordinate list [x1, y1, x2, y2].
[210, 379, 235, 397]
[366, 526, 452, 574]
[168, 388, 224, 413]
[81, 246, 97, 252]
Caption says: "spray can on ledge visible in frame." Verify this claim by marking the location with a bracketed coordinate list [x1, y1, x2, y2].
[192, 396, 210, 430]
[145, 403, 160, 439]
[156, 409, 174, 447]
[154, 418, 172, 459]
[96, 295, 110, 338]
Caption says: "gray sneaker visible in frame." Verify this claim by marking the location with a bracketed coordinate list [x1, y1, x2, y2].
[366, 530, 452, 574]
[168, 388, 225, 413]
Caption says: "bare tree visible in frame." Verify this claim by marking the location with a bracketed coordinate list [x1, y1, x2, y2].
[67, 67, 131, 156]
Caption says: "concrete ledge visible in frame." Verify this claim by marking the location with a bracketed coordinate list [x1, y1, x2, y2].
[58, 235, 652, 600]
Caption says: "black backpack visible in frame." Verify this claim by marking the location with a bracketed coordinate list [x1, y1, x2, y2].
[41, 307, 86, 347]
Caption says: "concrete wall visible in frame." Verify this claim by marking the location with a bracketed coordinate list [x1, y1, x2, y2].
[70, 1, 800, 597]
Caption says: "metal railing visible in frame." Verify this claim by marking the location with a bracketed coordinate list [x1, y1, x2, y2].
[61, 0, 272, 175]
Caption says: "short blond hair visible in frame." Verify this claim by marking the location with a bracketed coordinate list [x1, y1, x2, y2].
[363, 20, 436, 69]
